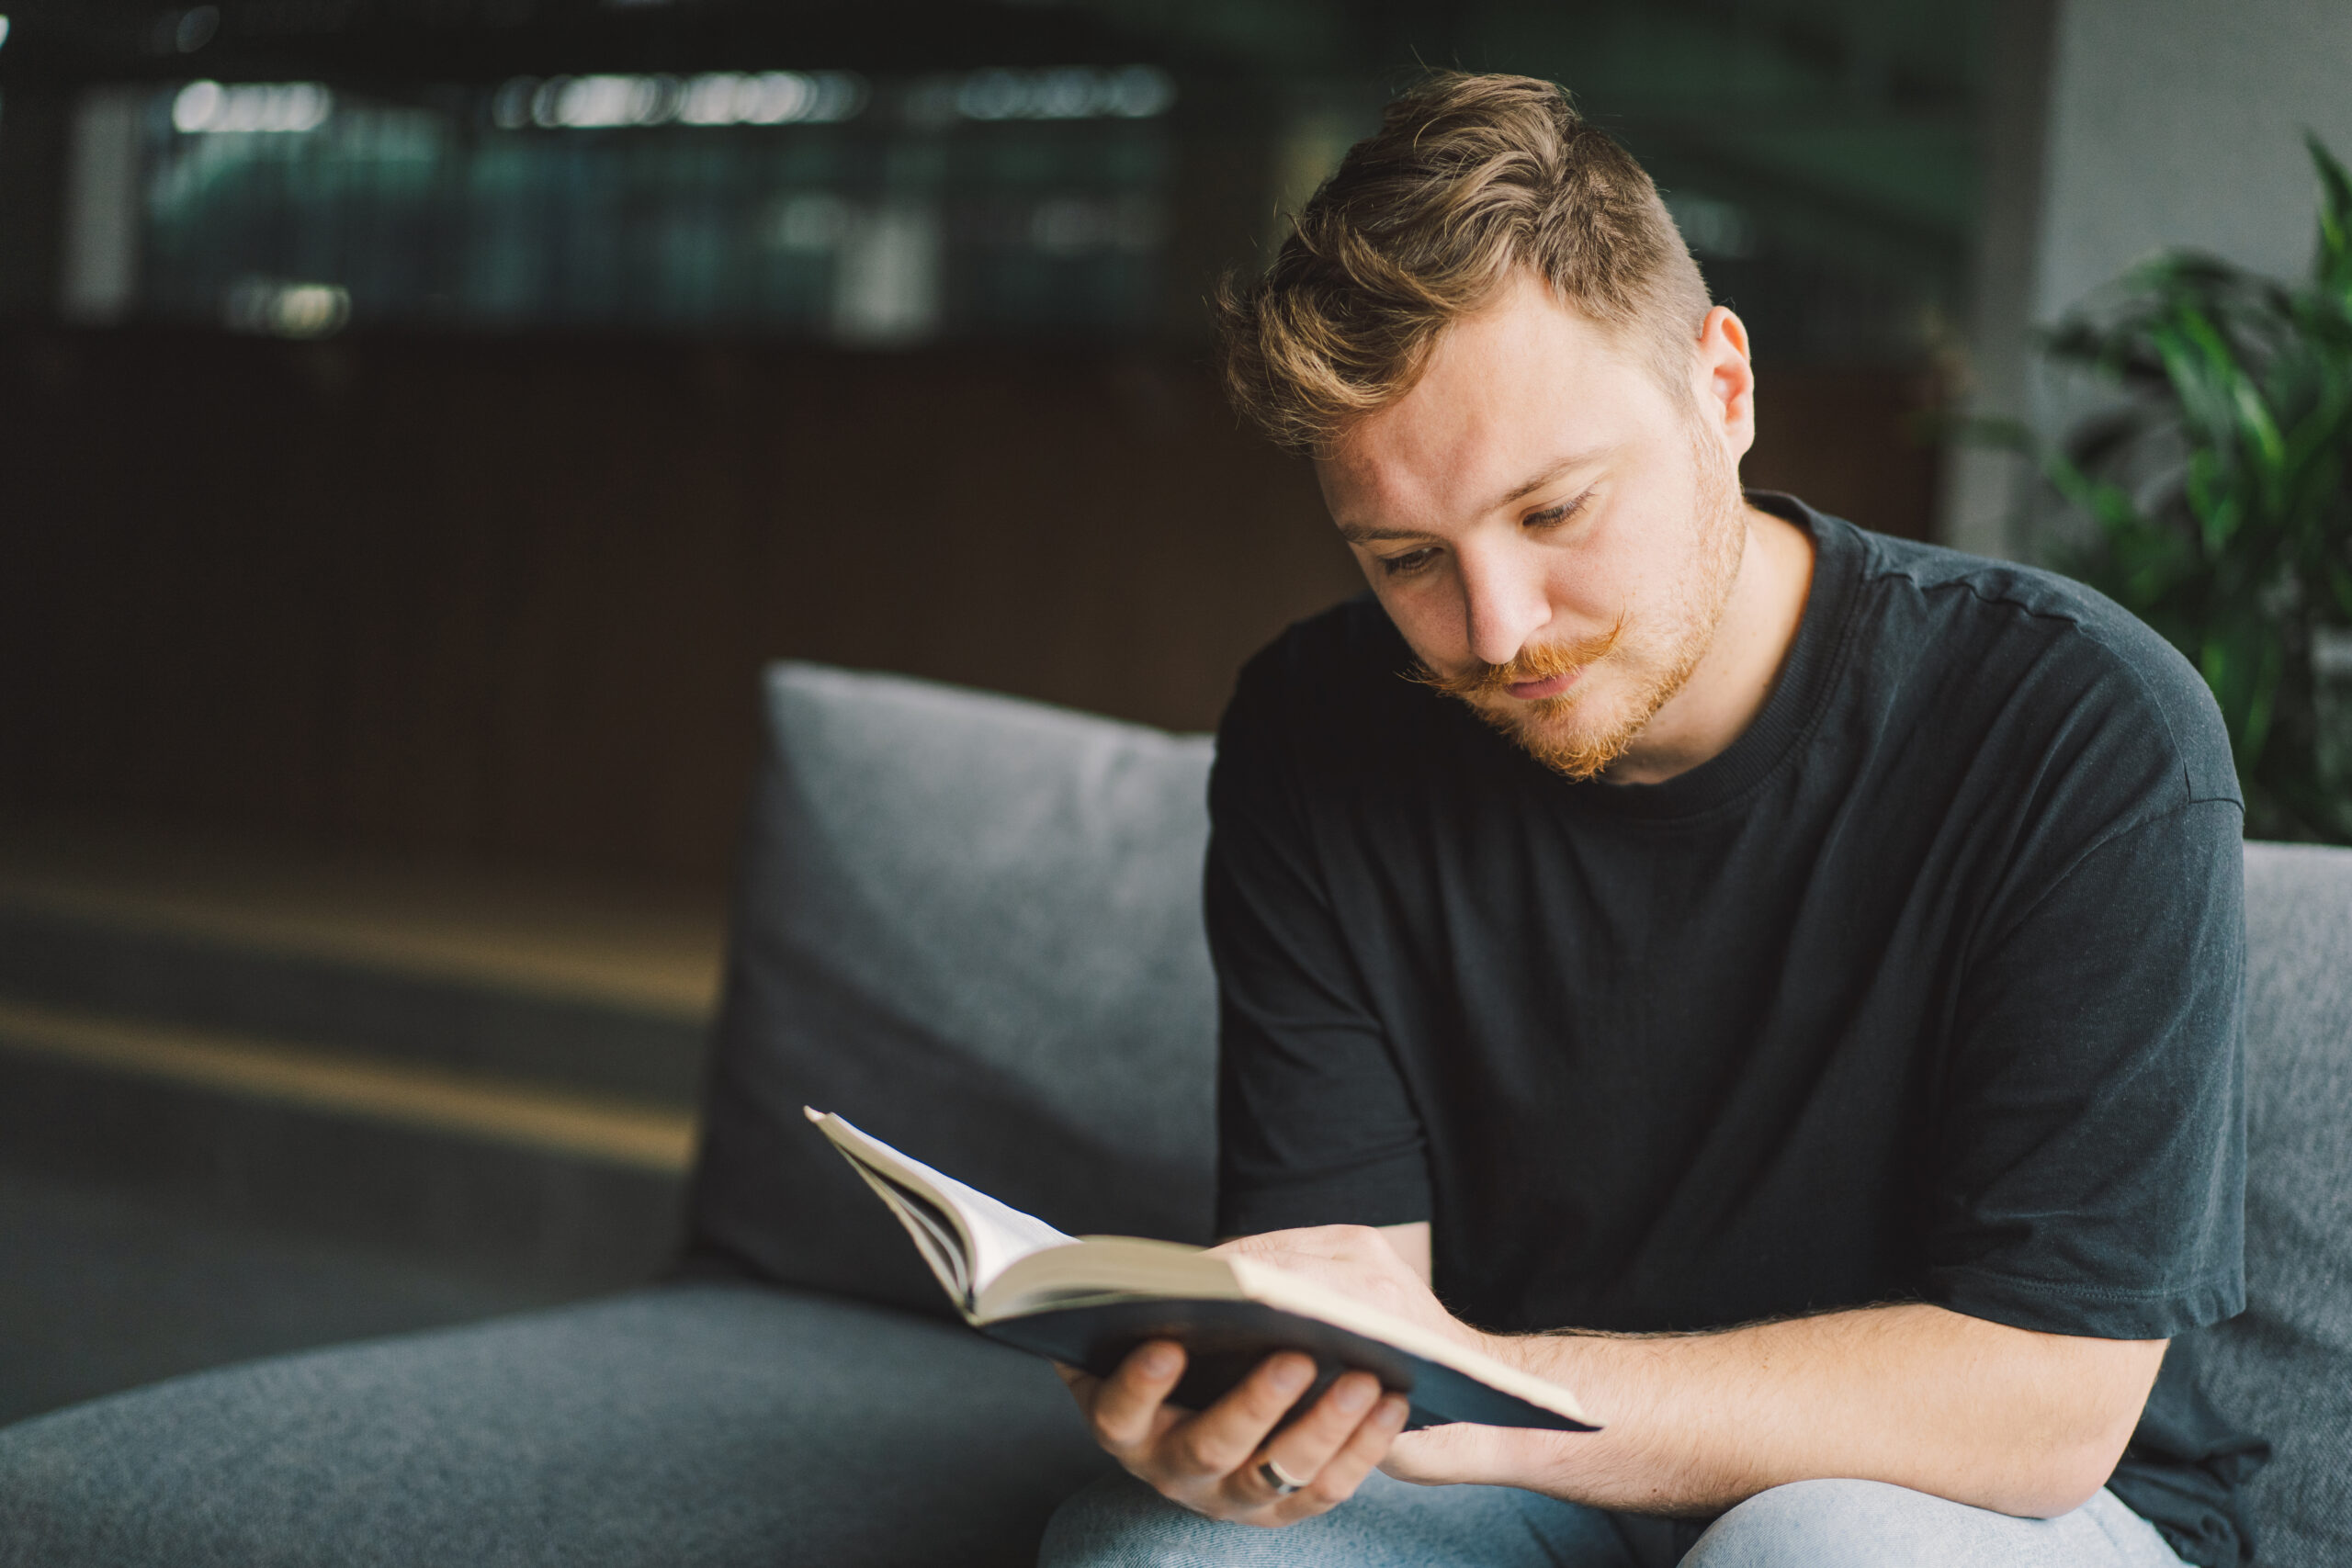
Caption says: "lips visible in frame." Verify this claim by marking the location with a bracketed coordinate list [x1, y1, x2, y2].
[1505, 668, 1581, 701]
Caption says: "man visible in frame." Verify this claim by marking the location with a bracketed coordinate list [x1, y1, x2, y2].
[1039, 73, 2265, 1568]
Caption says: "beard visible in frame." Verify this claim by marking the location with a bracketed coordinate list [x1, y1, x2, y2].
[1415, 436, 1749, 782]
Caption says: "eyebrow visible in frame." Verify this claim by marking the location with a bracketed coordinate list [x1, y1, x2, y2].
[1334, 444, 1618, 547]
[1493, 445, 1616, 509]
[1336, 521, 1438, 545]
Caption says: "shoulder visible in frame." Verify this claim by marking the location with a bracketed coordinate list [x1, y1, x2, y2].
[1826, 518, 2239, 814]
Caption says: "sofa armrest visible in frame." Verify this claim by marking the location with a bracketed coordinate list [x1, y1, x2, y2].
[0, 1280, 1111, 1568]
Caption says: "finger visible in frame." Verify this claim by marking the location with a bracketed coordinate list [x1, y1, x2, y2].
[1251, 1371, 1385, 1494]
[1054, 1363, 1102, 1421]
[1284, 1393, 1410, 1515]
[1089, 1341, 1186, 1452]
[1164, 1352, 1317, 1480]
[1378, 1415, 1503, 1486]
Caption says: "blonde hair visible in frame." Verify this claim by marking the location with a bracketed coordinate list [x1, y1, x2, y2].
[1216, 73, 1713, 456]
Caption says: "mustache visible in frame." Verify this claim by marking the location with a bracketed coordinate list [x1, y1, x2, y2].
[1411, 615, 1627, 700]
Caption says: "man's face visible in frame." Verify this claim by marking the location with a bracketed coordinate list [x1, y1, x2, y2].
[1315, 272, 1752, 780]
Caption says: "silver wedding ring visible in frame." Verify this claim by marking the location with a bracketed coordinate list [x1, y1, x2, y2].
[1258, 1457, 1307, 1496]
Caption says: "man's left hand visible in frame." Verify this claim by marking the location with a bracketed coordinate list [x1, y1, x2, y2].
[1207, 1225, 1533, 1488]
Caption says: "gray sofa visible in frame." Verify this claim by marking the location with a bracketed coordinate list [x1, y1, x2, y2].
[1, 662, 2346, 1567]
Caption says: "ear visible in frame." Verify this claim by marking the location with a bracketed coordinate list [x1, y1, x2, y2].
[1689, 306, 1757, 462]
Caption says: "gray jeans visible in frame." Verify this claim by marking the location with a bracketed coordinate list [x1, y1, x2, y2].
[1037, 1468, 2189, 1568]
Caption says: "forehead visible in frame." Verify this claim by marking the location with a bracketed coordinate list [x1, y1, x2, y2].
[1318, 274, 1660, 531]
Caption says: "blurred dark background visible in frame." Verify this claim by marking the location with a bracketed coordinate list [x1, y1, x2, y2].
[0, 0, 1975, 891]
[0, 0, 1991, 1425]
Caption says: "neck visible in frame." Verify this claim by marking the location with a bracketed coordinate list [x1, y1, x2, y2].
[1603, 502, 1816, 786]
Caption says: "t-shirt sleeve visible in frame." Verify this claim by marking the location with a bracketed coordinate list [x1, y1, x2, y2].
[1206, 652, 1431, 1238]
[1923, 795, 2248, 1339]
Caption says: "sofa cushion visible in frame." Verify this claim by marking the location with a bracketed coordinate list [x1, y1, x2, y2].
[2186, 841, 2352, 1568]
[686, 662, 1220, 1315]
[0, 1281, 1113, 1568]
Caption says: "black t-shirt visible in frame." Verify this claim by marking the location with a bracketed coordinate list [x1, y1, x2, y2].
[1206, 497, 2268, 1566]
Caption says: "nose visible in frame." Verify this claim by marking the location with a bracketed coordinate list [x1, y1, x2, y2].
[1455, 540, 1552, 668]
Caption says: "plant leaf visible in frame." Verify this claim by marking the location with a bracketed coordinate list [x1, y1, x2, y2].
[2310, 133, 2352, 301]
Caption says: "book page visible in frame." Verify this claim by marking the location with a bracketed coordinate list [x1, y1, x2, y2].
[979, 1234, 1233, 1318]
[806, 1109, 1077, 1297]
[840, 1158, 974, 1303]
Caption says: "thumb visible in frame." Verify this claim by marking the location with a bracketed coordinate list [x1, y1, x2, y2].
[1376, 1421, 1508, 1486]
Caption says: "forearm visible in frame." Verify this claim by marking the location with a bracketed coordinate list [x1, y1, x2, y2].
[1430, 1303, 2161, 1518]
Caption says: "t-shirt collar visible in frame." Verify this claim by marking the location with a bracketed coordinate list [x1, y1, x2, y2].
[1557, 491, 1864, 822]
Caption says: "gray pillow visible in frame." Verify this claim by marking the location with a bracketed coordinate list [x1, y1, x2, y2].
[2187, 841, 2352, 1567]
[684, 663, 1219, 1316]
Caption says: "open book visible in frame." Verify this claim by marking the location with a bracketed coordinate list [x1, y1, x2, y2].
[807, 1109, 1598, 1433]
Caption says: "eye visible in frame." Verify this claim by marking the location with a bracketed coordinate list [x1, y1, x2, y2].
[1378, 547, 1441, 577]
[1524, 489, 1594, 531]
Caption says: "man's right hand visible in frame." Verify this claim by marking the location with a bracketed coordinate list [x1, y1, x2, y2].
[1056, 1340, 1412, 1527]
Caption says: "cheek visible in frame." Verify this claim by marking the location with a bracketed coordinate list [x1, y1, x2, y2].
[1576, 503, 1689, 620]
[1515, 541, 1634, 643]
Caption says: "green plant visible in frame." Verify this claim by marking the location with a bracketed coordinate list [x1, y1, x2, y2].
[2033, 136, 2352, 842]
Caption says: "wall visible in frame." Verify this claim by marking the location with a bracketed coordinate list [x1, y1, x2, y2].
[0, 333, 1352, 888]
[1941, 0, 2352, 558]
[2032, 0, 2352, 319]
